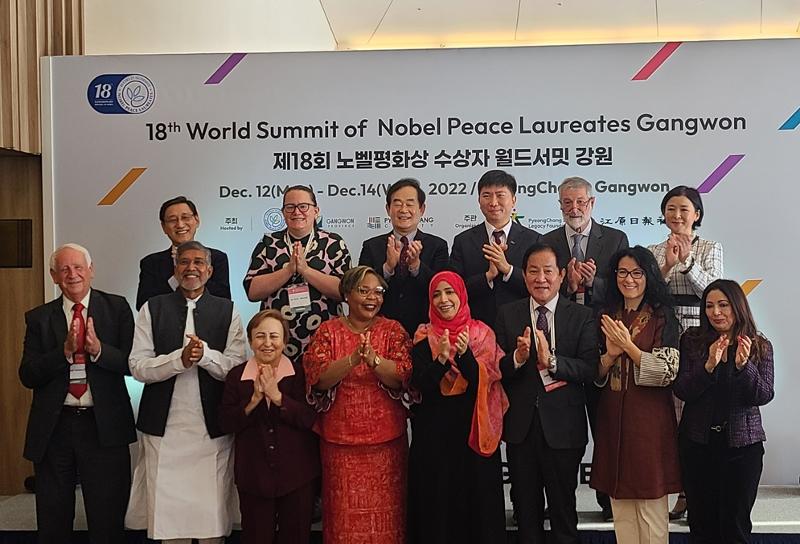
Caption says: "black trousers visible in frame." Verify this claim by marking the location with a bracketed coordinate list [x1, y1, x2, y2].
[679, 433, 763, 544]
[34, 408, 131, 544]
[507, 411, 584, 544]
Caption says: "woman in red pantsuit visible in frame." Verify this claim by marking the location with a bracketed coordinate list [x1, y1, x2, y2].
[304, 265, 412, 544]
[220, 310, 319, 544]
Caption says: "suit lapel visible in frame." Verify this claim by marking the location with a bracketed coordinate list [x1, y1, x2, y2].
[585, 220, 604, 263]
[49, 296, 68, 346]
[87, 290, 107, 340]
[506, 222, 524, 260]
[554, 295, 571, 351]
[553, 227, 571, 268]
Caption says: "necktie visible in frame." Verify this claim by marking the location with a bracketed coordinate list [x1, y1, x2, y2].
[69, 302, 88, 399]
[492, 229, 504, 246]
[397, 235, 410, 275]
[536, 306, 550, 340]
[571, 233, 585, 262]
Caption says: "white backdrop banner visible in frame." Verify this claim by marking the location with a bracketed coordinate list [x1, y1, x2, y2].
[42, 39, 795, 484]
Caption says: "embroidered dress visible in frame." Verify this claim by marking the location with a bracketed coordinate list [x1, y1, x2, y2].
[303, 317, 411, 544]
[591, 304, 682, 500]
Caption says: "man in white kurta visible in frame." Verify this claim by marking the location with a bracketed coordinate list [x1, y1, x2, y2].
[126, 241, 246, 543]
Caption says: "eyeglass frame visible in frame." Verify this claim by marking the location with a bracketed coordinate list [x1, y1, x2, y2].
[615, 268, 645, 279]
[558, 197, 594, 211]
[281, 203, 316, 214]
[355, 286, 386, 298]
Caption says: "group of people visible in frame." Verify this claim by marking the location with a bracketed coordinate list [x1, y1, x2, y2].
[18, 170, 773, 544]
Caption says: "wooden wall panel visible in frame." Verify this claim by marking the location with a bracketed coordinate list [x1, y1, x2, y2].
[0, 153, 43, 494]
[0, 0, 83, 154]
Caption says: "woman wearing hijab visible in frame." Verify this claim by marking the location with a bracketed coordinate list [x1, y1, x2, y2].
[407, 270, 509, 544]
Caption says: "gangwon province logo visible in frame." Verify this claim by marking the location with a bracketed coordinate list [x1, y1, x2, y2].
[88, 74, 156, 114]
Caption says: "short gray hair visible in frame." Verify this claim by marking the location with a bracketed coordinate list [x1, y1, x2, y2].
[558, 176, 593, 198]
[175, 241, 211, 264]
[50, 243, 92, 271]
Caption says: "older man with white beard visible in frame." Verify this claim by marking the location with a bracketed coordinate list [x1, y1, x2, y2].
[127, 241, 246, 544]
[542, 176, 629, 311]
[541, 176, 628, 521]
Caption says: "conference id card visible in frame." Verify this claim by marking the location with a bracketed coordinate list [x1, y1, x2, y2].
[539, 367, 567, 393]
[288, 283, 312, 312]
[70, 362, 87, 381]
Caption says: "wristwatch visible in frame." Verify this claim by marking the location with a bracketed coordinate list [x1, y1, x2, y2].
[373, 355, 382, 368]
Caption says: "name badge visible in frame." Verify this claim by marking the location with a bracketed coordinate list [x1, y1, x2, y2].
[70, 362, 87, 381]
[538, 366, 567, 392]
[288, 283, 312, 312]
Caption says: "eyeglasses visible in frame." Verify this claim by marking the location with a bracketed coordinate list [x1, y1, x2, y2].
[559, 198, 593, 210]
[177, 257, 209, 267]
[282, 203, 315, 214]
[616, 268, 644, 279]
[355, 286, 386, 298]
[164, 213, 196, 225]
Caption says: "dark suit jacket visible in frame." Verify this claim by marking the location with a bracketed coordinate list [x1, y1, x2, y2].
[136, 246, 231, 309]
[496, 295, 598, 449]
[541, 220, 629, 310]
[449, 222, 540, 329]
[18, 290, 137, 463]
[358, 230, 449, 336]
[219, 361, 320, 498]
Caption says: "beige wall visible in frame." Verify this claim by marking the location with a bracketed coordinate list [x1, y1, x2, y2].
[84, 0, 336, 54]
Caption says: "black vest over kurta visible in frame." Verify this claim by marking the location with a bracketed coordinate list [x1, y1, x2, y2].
[136, 290, 233, 438]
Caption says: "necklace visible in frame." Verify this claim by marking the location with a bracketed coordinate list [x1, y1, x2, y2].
[344, 315, 374, 334]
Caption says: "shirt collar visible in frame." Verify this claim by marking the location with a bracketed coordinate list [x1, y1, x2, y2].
[530, 292, 559, 314]
[241, 354, 295, 382]
[62, 290, 91, 315]
[484, 220, 512, 240]
[565, 218, 593, 238]
[393, 229, 417, 242]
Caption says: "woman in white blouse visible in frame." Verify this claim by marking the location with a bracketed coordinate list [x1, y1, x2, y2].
[647, 184, 723, 519]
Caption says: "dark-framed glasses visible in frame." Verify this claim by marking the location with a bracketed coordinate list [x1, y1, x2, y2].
[282, 203, 315, 214]
[616, 268, 644, 279]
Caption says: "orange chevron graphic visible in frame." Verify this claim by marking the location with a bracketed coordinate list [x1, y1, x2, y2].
[98, 168, 147, 205]
[741, 279, 762, 295]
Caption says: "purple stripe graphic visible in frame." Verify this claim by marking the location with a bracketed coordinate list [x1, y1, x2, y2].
[205, 53, 247, 85]
[696, 154, 745, 194]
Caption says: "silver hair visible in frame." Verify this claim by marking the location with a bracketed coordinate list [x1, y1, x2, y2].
[49, 243, 92, 271]
[175, 240, 212, 264]
[558, 176, 593, 198]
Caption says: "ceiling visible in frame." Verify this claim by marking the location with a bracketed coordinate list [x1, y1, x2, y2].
[320, 0, 800, 49]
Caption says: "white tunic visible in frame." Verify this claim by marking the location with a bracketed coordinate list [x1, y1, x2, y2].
[126, 296, 246, 539]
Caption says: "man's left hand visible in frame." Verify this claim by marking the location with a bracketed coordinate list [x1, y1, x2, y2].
[84, 317, 101, 358]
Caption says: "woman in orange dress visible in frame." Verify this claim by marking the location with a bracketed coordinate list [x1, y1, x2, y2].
[303, 265, 412, 543]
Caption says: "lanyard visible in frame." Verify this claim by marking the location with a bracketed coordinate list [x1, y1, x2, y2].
[284, 229, 315, 258]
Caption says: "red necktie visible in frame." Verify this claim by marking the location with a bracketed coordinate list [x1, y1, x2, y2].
[69, 302, 88, 399]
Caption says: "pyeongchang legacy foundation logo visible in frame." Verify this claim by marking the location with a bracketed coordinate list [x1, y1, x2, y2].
[88, 74, 156, 114]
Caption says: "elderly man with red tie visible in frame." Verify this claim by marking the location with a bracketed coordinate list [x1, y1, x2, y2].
[19, 243, 136, 543]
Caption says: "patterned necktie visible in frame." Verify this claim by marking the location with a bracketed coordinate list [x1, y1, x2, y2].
[536, 306, 550, 339]
[492, 229, 504, 246]
[397, 235, 410, 276]
[69, 302, 88, 399]
[571, 233, 585, 262]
